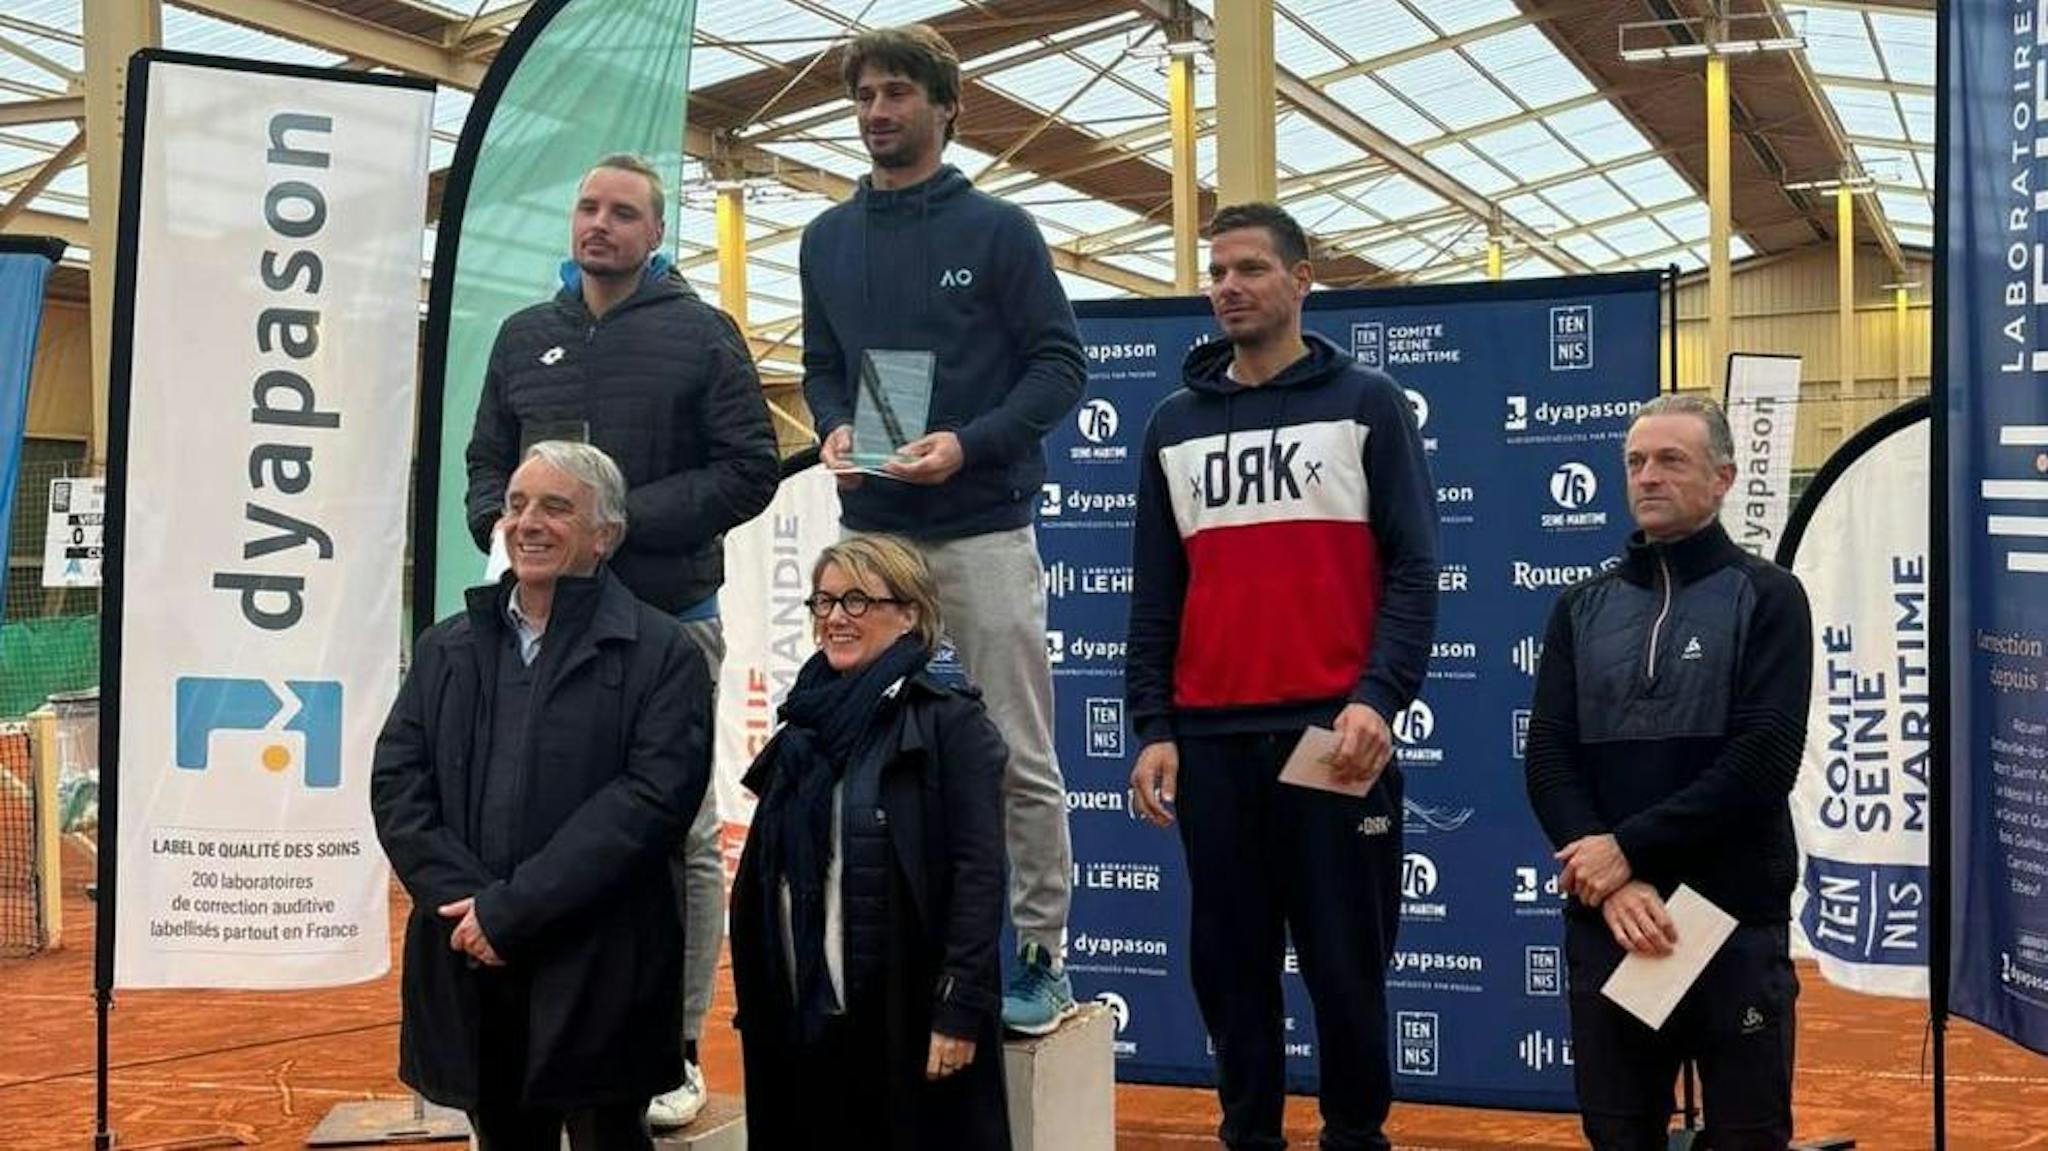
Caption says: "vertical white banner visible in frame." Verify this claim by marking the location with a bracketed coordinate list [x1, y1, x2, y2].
[1784, 409, 1930, 998]
[112, 58, 433, 988]
[713, 464, 838, 872]
[1720, 353, 1802, 558]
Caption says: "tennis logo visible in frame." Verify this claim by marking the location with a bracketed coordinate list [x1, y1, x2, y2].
[174, 677, 342, 789]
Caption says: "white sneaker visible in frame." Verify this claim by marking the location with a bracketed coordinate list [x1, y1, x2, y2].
[647, 1061, 706, 1130]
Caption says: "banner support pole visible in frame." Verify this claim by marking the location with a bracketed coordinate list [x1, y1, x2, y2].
[1928, 1, 1950, 1148]
[93, 985, 111, 1150]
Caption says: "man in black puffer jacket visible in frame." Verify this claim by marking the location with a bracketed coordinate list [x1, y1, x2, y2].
[1526, 394, 1813, 1151]
[464, 154, 778, 1131]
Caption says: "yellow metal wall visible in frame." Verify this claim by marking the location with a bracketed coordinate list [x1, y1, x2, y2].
[23, 299, 91, 443]
[1664, 245, 1932, 472]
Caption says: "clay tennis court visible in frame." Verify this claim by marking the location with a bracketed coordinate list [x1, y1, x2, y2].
[3, 837, 2045, 1150]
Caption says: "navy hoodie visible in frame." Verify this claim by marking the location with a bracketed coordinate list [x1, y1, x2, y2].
[1125, 333, 1439, 745]
[799, 164, 1087, 539]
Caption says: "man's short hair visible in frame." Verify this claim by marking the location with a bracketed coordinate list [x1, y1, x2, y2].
[520, 440, 630, 550]
[1629, 393, 1735, 468]
[1209, 202, 1312, 269]
[586, 153, 666, 224]
[841, 25, 962, 142]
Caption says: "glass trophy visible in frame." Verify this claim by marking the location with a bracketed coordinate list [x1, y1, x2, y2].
[845, 349, 935, 475]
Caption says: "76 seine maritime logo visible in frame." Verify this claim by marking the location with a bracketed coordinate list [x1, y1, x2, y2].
[175, 676, 343, 789]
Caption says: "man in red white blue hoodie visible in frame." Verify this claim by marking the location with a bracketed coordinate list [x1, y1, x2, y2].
[1125, 202, 1438, 1151]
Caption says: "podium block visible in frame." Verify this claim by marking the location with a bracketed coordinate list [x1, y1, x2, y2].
[654, 1093, 746, 1150]
[1002, 1002, 1115, 1151]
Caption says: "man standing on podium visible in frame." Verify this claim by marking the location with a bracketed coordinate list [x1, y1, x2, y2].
[1124, 201, 1440, 1151]
[798, 24, 1088, 1036]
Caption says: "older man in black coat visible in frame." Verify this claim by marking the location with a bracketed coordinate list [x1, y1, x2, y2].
[373, 441, 709, 1151]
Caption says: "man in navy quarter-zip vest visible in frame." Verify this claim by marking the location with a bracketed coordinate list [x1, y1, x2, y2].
[464, 154, 778, 1131]
[1125, 202, 1440, 1151]
[1525, 394, 1813, 1150]
[799, 25, 1088, 1036]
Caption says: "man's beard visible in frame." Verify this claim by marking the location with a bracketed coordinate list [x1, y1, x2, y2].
[577, 252, 641, 279]
[868, 125, 930, 168]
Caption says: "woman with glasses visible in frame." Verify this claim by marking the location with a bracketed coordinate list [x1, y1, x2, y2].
[730, 534, 1011, 1149]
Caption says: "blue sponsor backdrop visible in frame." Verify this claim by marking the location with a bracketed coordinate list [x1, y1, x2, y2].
[1945, 2, 2048, 1057]
[1049, 272, 1663, 1111]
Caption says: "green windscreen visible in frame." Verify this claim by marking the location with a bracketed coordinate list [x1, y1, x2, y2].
[424, 0, 696, 628]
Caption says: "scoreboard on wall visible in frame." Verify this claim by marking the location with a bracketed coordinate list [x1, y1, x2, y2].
[1048, 272, 1666, 1111]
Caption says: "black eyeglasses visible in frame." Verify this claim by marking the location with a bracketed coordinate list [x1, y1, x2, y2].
[802, 590, 906, 619]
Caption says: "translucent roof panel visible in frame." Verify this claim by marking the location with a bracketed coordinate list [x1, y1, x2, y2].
[1795, 6, 1884, 80]
[1305, 0, 1438, 61]
[1470, 122, 1583, 184]
[1898, 93, 1934, 147]
[1376, 51, 1519, 132]
[1590, 216, 1674, 260]
[1822, 85, 1904, 141]
[1541, 103, 1653, 166]
[1291, 192, 1385, 237]
[1274, 5, 1354, 77]
[1878, 190, 1932, 230]
[1417, 0, 1525, 37]
[1608, 158, 1697, 209]
[1788, 2, 1937, 250]
[1869, 13, 1935, 86]
[1352, 174, 1448, 222]
[1275, 114, 1371, 173]
[0, 0, 1941, 308]
[1461, 26, 1596, 110]
[162, 6, 343, 65]
[1542, 176, 1636, 227]
[1422, 142, 1518, 196]
[1321, 75, 1442, 146]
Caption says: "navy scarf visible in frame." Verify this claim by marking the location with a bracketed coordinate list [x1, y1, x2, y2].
[748, 636, 928, 1042]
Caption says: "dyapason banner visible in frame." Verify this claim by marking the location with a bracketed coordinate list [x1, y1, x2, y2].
[1722, 353, 1802, 559]
[1055, 274, 1663, 1111]
[102, 53, 433, 988]
[0, 236, 64, 626]
[1780, 400, 1930, 998]
[1945, 1, 2048, 1054]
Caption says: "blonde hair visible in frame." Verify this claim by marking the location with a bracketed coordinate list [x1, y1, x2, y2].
[812, 534, 943, 654]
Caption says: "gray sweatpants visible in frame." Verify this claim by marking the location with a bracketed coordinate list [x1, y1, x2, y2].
[916, 523, 1073, 954]
[672, 617, 726, 1044]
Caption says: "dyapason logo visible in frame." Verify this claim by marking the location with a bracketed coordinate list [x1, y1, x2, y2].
[174, 677, 342, 789]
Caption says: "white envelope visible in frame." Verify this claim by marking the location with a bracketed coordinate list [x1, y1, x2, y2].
[1277, 726, 1374, 798]
[1599, 884, 1739, 1030]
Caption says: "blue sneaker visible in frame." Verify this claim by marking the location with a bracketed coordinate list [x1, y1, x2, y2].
[1001, 942, 1077, 1036]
